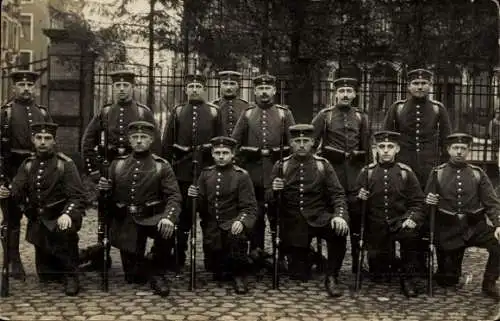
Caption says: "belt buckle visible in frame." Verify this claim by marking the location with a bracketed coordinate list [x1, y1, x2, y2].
[261, 149, 270, 156]
[457, 213, 465, 220]
[118, 147, 126, 155]
[128, 205, 139, 214]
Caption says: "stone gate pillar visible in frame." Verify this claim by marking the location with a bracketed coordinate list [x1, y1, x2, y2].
[42, 28, 95, 157]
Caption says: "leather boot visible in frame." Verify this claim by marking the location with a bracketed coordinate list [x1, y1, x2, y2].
[482, 279, 500, 301]
[8, 229, 25, 281]
[64, 274, 80, 296]
[150, 275, 170, 297]
[325, 275, 342, 297]
[78, 244, 111, 271]
[233, 276, 249, 294]
[400, 278, 418, 298]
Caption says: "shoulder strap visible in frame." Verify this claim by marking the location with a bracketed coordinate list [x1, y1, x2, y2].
[113, 159, 126, 182]
[155, 162, 162, 175]
[56, 159, 65, 174]
[138, 105, 145, 119]
[277, 106, 285, 121]
[282, 160, 289, 177]
[316, 160, 324, 175]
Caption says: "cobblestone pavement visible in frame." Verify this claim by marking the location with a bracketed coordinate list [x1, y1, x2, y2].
[1, 209, 499, 321]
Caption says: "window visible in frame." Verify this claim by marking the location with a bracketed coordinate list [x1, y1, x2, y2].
[19, 13, 33, 42]
[18, 50, 32, 70]
[1, 20, 8, 48]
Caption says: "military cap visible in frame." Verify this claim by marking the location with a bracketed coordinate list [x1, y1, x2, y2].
[10, 70, 40, 83]
[445, 133, 473, 145]
[210, 136, 238, 149]
[30, 122, 58, 137]
[333, 77, 359, 89]
[109, 70, 136, 84]
[184, 72, 207, 85]
[373, 130, 401, 143]
[218, 70, 242, 81]
[407, 68, 433, 82]
[127, 121, 156, 136]
[253, 74, 276, 87]
[289, 124, 315, 139]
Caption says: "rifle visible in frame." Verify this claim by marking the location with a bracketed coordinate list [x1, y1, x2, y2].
[189, 140, 199, 291]
[272, 115, 285, 290]
[427, 122, 440, 297]
[0, 111, 10, 297]
[98, 117, 111, 292]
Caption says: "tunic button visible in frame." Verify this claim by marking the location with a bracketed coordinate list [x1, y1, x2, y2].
[457, 170, 461, 173]
[416, 118, 420, 122]
[135, 168, 139, 171]
[28, 119, 32, 123]
[131, 188, 135, 192]
[119, 137, 124, 141]
[457, 175, 460, 179]
[383, 175, 388, 179]
[216, 185, 220, 189]
[416, 105, 420, 108]
[416, 142, 420, 147]
[216, 191, 220, 196]
[384, 169, 388, 173]
[416, 149, 420, 152]
[416, 130, 420, 134]
[458, 202, 462, 206]
[120, 107, 124, 111]
[218, 172, 222, 176]
[28, 112, 32, 117]
[300, 207, 304, 211]
[458, 182, 462, 186]
[416, 111, 421, 115]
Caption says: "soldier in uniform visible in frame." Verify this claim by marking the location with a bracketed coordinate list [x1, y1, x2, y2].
[356, 131, 425, 297]
[231, 73, 296, 261]
[311, 77, 369, 273]
[212, 71, 249, 137]
[0, 70, 52, 281]
[423, 133, 500, 299]
[383, 68, 452, 279]
[270, 124, 349, 297]
[98, 121, 181, 297]
[0, 122, 85, 296]
[80, 70, 162, 270]
[187, 136, 257, 294]
[162, 72, 223, 269]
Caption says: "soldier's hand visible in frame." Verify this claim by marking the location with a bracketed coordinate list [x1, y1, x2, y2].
[0, 185, 11, 199]
[425, 193, 439, 206]
[357, 188, 370, 201]
[331, 217, 349, 236]
[57, 214, 72, 230]
[231, 221, 244, 235]
[494, 227, 500, 241]
[157, 218, 175, 239]
[272, 178, 285, 191]
[89, 171, 100, 184]
[187, 185, 199, 198]
[97, 177, 112, 191]
[402, 218, 417, 229]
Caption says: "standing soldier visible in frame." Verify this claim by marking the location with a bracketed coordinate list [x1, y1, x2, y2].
[80, 70, 162, 270]
[383, 68, 452, 278]
[270, 124, 349, 297]
[187, 136, 258, 294]
[98, 121, 182, 297]
[0, 70, 52, 281]
[311, 77, 369, 273]
[212, 71, 249, 137]
[355, 131, 425, 297]
[162, 72, 223, 269]
[0, 122, 86, 296]
[232, 74, 295, 260]
[423, 133, 500, 299]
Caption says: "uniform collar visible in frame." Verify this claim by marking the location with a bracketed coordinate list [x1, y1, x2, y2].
[291, 153, 314, 162]
[334, 103, 353, 112]
[222, 95, 237, 101]
[257, 102, 274, 110]
[14, 97, 34, 105]
[36, 151, 56, 161]
[216, 163, 233, 171]
[448, 160, 468, 169]
[378, 161, 396, 169]
[132, 150, 151, 159]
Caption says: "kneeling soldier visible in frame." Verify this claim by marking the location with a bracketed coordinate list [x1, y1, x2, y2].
[270, 124, 349, 297]
[355, 131, 425, 297]
[424, 133, 500, 300]
[188, 136, 257, 294]
[98, 121, 182, 297]
[0, 122, 85, 296]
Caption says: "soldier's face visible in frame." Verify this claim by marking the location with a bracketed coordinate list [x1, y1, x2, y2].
[14, 81, 35, 100]
[113, 81, 133, 102]
[408, 79, 431, 98]
[212, 146, 234, 166]
[129, 133, 153, 152]
[254, 85, 276, 103]
[220, 80, 239, 97]
[447, 143, 469, 163]
[376, 142, 400, 163]
[335, 87, 356, 106]
[31, 133, 55, 153]
[185, 82, 206, 101]
[290, 137, 314, 156]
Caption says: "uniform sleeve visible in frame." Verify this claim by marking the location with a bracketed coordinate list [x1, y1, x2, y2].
[43, 109, 53, 122]
[324, 161, 348, 223]
[61, 161, 86, 222]
[414, 169, 437, 225]
[196, 171, 208, 220]
[162, 109, 177, 161]
[215, 108, 225, 137]
[10, 160, 29, 204]
[478, 170, 500, 228]
[81, 114, 102, 177]
[144, 109, 163, 155]
[231, 111, 248, 145]
[311, 110, 326, 149]
[161, 161, 182, 224]
[359, 113, 370, 152]
[438, 105, 452, 162]
[283, 109, 296, 145]
[265, 161, 281, 203]
[382, 103, 398, 131]
[235, 172, 257, 229]
[403, 170, 425, 223]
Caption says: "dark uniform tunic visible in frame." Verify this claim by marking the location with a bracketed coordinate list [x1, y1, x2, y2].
[162, 101, 223, 265]
[420, 162, 500, 284]
[197, 164, 257, 275]
[212, 97, 248, 137]
[11, 152, 86, 278]
[1, 99, 52, 229]
[82, 100, 161, 177]
[108, 151, 182, 278]
[231, 103, 295, 250]
[354, 161, 424, 275]
[269, 154, 348, 277]
[383, 97, 452, 187]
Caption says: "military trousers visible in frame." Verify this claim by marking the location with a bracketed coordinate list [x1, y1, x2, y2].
[249, 185, 273, 252]
[205, 230, 249, 277]
[176, 180, 195, 267]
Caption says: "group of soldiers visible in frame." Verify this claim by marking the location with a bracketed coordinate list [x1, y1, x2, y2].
[0, 67, 499, 303]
